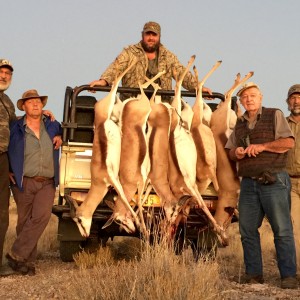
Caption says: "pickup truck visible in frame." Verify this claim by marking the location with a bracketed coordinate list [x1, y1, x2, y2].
[52, 85, 238, 262]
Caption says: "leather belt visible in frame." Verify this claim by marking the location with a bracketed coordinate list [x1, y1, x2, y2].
[289, 175, 300, 178]
[25, 176, 53, 182]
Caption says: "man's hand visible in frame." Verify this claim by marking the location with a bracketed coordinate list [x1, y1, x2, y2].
[243, 144, 265, 157]
[203, 86, 212, 95]
[89, 79, 108, 93]
[9, 173, 16, 185]
[232, 144, 264, 160]
[202, 86, 213, 100]
[43, 110, 55, 121]
[234, 147, 246, 160]
[53, 135, 62, 149]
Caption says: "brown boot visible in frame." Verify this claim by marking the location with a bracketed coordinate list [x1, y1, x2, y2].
[5, 253, 29, 275]
[281, 276, 298, 289]
[238, 273, 264, 284]
[0, 264, 17, 276]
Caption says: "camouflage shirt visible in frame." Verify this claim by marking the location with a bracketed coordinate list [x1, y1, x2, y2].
[0, 91, 16, 153]
[100, 42, 197, 100]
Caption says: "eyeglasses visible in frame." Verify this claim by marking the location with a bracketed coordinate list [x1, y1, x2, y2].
[289, 95, 300, 101]
[0, 69, 12, 77]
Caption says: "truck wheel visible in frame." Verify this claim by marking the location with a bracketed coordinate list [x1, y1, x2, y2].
[59, 241, 83, 262]
[174, 226, 186, 255]
[190, 239, 218, 262]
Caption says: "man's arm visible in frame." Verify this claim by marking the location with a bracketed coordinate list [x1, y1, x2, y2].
[239, 137, 294, 158]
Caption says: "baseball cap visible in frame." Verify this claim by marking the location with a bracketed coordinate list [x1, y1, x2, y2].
[286, 84, 300, 100]
[0, 59, 14, 72]
[236, 82, 260, 97]
[143, 21, 161, 35]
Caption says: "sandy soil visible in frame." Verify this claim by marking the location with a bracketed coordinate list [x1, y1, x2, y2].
[0, 204, 299, 300]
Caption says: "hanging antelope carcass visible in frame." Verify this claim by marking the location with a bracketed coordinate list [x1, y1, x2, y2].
[140, 76, 180, 225]
[103, 72, 167, 236]
[65, 61, 140, 237]
[210, 72, 254, 230]
[191, 61, 222, 194]
[167, 55, 227, 245]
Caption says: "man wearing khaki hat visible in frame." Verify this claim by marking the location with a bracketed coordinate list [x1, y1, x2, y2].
[285, 84, 300, 273]
[225, 82, 297, 289]
[6, 89, 62, 276]
[0, 59, 17, 276]
[90, 21, 212, 101]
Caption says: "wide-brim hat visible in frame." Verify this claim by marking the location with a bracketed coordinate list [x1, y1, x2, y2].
[17, 89, 48, 111]
[236, 82, 260, 97]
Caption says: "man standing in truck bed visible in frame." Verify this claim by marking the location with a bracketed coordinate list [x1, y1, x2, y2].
[89, 21, 212, 100]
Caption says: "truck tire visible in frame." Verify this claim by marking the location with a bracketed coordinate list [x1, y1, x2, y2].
[174, 226, 186, 255]
[59, 241, 83, 262]
[190, 229, 218, 262]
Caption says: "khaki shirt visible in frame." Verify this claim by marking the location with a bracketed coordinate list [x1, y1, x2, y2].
[286, 116, 300, 176]
[23, 117, 54, 178]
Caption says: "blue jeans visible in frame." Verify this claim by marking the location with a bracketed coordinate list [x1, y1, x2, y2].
[239, 171, 297, 278]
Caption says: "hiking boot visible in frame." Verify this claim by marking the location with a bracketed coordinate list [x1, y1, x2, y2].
[5, 253, 29, 275]
[238, 274, 264, 284]
[0, 264, 17, 276]
[281, 276, 298, 289]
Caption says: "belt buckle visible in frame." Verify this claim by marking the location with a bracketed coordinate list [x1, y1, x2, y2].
[34, 176, 48, 182]
[257, 177, 265, 184]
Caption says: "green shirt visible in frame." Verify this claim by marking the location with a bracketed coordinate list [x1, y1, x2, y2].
[23, 117, 54, 178]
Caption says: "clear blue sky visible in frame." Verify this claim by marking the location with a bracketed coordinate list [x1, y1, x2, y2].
[2, 0, 300, 119]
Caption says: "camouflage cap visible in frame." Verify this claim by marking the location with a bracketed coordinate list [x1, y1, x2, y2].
[287, 84, 300, 100]
[17, 89, 48, 111]
[236, 82, 260, 97]
[0, 58, 14, 72]
[143, 21, 161, 35]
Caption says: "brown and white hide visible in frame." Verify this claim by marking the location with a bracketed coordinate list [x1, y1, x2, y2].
[141, 79, 180, 223]
[108, 74, 165, 235]
[191, 62, 221, 193]
[167, 56, 227, 244]
[65, 61, 139, 237]
[210, 72, 254, 230]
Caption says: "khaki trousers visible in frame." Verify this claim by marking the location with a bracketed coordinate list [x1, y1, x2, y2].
[11, 177, 55, 262]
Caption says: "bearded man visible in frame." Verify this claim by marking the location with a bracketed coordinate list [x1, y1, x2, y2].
[89, 21, 212, 101]
[286, 84, 300, 273]
[0, 59, 16, 275]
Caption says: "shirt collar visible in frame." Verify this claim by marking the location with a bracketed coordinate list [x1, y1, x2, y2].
[241, 106, 263, 122]
[23, 114, 46, 126]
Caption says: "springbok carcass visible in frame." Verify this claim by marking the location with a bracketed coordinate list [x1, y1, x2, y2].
[191, 61, 222, 194]
[103, 72, 167, 236]
[210, 72, 254, 230]
[141, 77, 180, 225]
[166, 55, 227, 245]
[65, 61, 140, 237]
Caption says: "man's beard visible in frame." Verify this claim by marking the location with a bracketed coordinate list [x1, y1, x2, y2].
[141, 40, 160, 53]
[0, 81, 11, 92]
[291, 107, 300, 116]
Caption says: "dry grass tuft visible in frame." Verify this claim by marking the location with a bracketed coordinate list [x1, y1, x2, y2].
[68, 235, 221, 300]
[6, 197, 295, 299]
